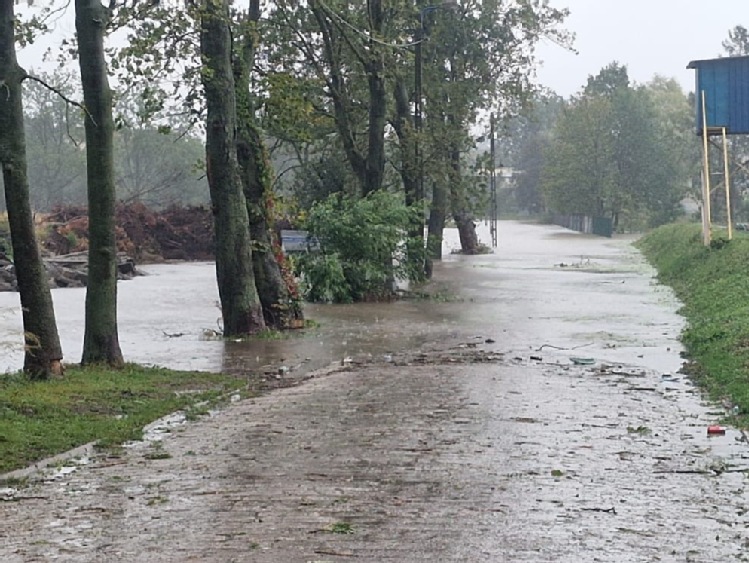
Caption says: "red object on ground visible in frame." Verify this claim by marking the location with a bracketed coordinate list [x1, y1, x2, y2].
[707, 425, 726, 435]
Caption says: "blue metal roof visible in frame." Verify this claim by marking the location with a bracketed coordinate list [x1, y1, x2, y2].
[687, 55, 749, 135]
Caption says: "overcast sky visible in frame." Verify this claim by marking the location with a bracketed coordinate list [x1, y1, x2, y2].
[535, 0, 748, 97]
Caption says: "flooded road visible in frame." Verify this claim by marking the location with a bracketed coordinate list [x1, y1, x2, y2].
[2, 221, 749, 562]
[1, 233, 467, 376]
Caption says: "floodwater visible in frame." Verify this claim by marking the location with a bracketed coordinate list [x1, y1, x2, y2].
[4, 221, 749, 562]
[0, 228, 478, 375]
[0, 222, 679, 378]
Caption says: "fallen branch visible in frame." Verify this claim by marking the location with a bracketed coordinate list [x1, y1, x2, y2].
[162, 330, 184, 338]
[314, 549, 356, 557]
[582, 506, 617, 515]
[537, 342, 593, 352]
[653, 469, 709, 475]
[1, 495, 50, 502]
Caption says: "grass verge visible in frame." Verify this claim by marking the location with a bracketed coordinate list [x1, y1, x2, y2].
[636, 223, 749, 416]
[0, 364, 244, 474]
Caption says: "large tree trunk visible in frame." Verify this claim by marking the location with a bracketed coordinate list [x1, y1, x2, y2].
[201, 0, 265, 336]
[448, 141, 479, 255]
[392, 77, 419, 210]
[363, 59, 386, 196]
[75, 0, 123, 367]
[361, 0, 386, 196]
[0, 0, 63, 378]
[234, 7, 303, 329]
[425, 179, 447, 278]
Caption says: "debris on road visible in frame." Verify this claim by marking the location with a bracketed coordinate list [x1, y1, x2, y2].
[570, 356, 596, 365]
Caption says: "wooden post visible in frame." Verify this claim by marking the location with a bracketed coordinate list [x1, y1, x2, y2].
[701, 91, 712, 247]
[722, 127, 733, 240]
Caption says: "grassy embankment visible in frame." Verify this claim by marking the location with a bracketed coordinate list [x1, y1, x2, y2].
[637, 223, 749, 416]
[0, 364, 244, 474]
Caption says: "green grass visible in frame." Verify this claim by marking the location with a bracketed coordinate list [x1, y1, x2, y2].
[637, 224, 749, 418]
[0, 364, 245, 474]
[327, 522, 355, 534]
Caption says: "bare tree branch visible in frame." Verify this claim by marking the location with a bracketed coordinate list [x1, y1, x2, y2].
[21, 73, 97, 127]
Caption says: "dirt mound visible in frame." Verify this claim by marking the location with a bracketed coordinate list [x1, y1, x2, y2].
[43, 203, 215, 262]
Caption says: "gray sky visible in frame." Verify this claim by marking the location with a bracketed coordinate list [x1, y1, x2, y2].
[536, 0, 748, 97]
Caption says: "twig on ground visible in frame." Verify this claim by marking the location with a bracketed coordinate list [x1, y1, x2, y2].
[536, 343, 593, 351]
[582, 506, 617, 515]
[162, 330, 184, 338]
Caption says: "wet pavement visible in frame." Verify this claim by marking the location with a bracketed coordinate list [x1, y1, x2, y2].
[2, 221, 749, 562]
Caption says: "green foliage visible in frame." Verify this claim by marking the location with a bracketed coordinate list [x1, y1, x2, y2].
[292, 155, 350, 209]
[327, 522, 354, 535]
[542, 63, 691, 230]
[0, 364, 245, 473]
[297, 252, 350, 304]
[297, 191, 422, 303]
[21, 69, 87, 209]
[637, 224, 749, 415]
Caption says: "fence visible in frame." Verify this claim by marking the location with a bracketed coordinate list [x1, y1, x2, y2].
[553, 215, 613, 238]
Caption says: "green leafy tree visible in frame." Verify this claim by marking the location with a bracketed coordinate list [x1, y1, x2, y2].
[542, 95, 614, 217]
[263, 1, 567, 277]
[421, 0, 570, 260]
[268, 0, 389, 197]
[112, 87, 208, 208]
[112, 0, 302, 331]
[234, 2, 303, 328]
[114, 126, 207, 208]
[542, 64, 690, 229]
[641, 76, 696, 226]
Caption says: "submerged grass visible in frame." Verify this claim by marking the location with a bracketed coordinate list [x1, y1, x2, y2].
[0, 364, 244, 474]
[637, 223, 749, 416]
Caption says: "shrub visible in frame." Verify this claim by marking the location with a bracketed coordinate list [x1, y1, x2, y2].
[297, 191, 422, 303]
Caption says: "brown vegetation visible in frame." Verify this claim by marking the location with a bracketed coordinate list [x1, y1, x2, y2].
[42, 202, 215, 262]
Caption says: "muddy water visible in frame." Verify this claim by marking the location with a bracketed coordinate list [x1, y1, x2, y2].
[0, 222, 676, 377]
[0, 231, 469, 375]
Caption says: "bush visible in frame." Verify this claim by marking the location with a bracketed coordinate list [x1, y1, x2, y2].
[297, 191, 422, 303]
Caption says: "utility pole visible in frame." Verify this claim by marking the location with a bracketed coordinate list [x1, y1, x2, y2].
[415, 24, 423, 208]
[489, 113, 497, 248]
